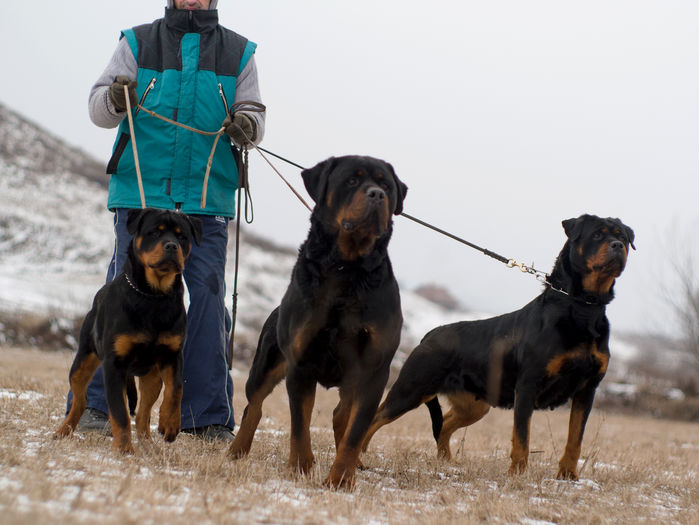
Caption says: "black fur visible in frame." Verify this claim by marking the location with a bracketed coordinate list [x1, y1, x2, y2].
[56, 209, 202, 453]
[228, 155, 407, 488]
[363, 214, 635, 480]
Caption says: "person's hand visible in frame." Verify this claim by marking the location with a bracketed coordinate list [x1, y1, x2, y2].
[223, 112, 257, 145]
[109, 76, 138, 112]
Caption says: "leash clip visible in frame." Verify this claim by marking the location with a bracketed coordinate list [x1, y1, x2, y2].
[507, 259, 533, 274]
[507, 259, 549, 281]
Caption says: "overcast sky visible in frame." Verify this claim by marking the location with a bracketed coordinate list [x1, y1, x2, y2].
[2, 1, 697, 335]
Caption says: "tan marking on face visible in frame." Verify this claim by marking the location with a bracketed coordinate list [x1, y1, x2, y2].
[137, 241, 183, 293]
[334, 190, 390, 260]
[113, 333, 151, 358]
[581, 243, 626, 294]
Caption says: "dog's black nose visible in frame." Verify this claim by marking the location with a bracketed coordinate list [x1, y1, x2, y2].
[609, 240, 624, 251]
[163, 241, 179, 253]
[367, 187, 385, 202]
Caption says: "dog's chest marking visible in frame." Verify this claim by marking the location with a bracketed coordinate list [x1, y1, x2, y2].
[156, 333, 183, 352]
[113, 333, 151, 358]
[545, 343, 608, 377]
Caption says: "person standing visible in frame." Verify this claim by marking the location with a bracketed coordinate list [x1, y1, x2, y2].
[70, 0, 265, 442]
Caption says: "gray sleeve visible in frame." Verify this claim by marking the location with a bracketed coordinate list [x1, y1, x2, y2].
[88, 37, 138, 129]
[234, 55, 266, 144]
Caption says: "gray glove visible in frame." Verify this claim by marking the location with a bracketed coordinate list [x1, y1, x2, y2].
[223, 112, 257, 145]
[109, 76, 138, 112]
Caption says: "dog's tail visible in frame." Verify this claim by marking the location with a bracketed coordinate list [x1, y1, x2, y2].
[425, 397, 443, 442]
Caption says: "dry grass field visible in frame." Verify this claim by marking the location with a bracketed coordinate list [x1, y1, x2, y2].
[1, 345, 697, 525]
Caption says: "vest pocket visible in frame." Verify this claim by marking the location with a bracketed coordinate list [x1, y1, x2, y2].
[106, 132, 130, 174]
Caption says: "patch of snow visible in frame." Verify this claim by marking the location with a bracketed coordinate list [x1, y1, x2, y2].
[0, 389, 44, 401]
[602, 382, 638, 399]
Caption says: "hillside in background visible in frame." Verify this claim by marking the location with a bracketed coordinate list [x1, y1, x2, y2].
[0, 101, 696, 420]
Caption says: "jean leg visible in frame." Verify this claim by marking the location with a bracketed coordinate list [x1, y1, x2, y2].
[180, 215, 235, 429]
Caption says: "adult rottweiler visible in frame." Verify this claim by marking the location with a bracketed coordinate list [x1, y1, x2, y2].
[362, 214, 635, 480]
[55, 208, 202, 453]
[228, 155, 407, 488]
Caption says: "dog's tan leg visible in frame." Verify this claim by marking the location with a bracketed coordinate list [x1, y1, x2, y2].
[55, 352, 101, 438]
[437, 392, 490, 460]
[135, 367, 162, 440]
[288, 382, 316, 474]
[108, 386, 134, 454]
[557, 386, 596, 480]
[158, 363, 182, 442]
[228, 360, 286, 459]
[509, 389, 535, 475]
[332, 396, 352, 451]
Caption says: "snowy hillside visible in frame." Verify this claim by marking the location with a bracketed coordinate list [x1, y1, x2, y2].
[0, 102, 478, 359]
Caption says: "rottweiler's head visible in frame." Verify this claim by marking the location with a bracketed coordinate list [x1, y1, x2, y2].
[302, 156, 408, 260]
[562, 214, 635, 296]
[126, 209, 203, 293]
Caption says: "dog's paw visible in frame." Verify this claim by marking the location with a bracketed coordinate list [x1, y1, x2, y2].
[54, 424, 73, 439]
[508, 458, 528, 475]
[158, 424, 179, 443]
[556, 467, 579, 481]
[323, 471, 356, 490]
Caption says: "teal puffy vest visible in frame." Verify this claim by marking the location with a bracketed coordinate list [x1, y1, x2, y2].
[106, 9, 256, 217]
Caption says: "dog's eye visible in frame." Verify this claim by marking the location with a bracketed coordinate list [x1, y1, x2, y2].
[347, 177, 360, 187]
[592, 232, 603, 240]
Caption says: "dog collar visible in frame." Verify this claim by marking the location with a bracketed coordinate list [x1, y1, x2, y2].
[544, 280, 606, 307]
[123, 273, 161, 298]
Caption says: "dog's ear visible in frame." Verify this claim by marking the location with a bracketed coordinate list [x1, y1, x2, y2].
[625, 225, 636, 250]
[562, 215, 587, 242]
[386, 162, 408, 216]
[127, 208, 150, 236]
[184, 215, 203, 246]
[302, 157, 337, 203]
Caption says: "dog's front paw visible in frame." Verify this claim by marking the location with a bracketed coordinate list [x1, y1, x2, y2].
[556, 463, 579, 481]
[323, 469, 356, 490]
[54, 424, 73, 439]
[508, 457, 528, 475]
[289, 452, 315, 475]
[158, 423, 179, 442]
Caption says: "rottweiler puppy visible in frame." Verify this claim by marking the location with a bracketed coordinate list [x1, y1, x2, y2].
[228, 155, 407, 488]
[362, 214, 635, 480]
[55, 208, 202, 453]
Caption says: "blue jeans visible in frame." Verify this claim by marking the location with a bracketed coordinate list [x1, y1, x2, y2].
[67, 209, 235, 430]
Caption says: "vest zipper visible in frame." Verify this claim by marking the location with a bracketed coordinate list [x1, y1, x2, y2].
[218, 83, 230, 116]
[134, 78, 157, 117]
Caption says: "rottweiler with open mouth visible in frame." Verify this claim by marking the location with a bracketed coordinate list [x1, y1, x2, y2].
[55, 208, 202, 453]
[362, 214, 634, 480]
[228, 155, 407, 488]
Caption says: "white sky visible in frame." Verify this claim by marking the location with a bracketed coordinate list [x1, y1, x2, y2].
[1, 1, 697, 335]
